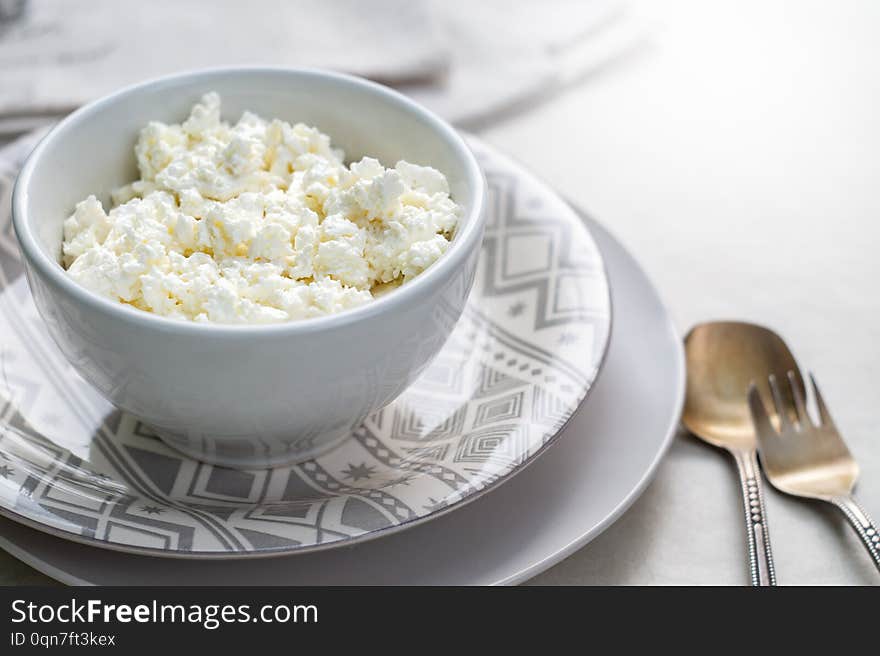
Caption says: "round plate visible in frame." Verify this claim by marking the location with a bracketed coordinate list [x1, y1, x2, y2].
[0, 211, 684, 584]
[0, 136, 611, 557]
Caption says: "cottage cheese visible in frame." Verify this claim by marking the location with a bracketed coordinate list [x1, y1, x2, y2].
[62, 93, 461, 324]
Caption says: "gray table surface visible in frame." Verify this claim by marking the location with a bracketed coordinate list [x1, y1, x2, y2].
[2, 0, 878, 585]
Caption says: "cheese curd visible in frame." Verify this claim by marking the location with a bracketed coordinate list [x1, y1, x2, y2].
[62, 93, 461, 324]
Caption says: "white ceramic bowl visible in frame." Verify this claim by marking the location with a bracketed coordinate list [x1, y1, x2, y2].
[12, 67, 486, 468]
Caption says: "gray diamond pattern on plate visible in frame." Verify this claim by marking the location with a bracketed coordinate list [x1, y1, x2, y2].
[0, 136, 611, 555]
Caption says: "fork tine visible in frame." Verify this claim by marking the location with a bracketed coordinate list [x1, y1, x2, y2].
[747, 383, 777, 439]
[787, 370, 811, 428]
[810, 373, 837, 429]
[767, 374, 792, 430]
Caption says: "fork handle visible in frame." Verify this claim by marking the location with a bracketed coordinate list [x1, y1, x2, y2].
[732, 448, 777, 586]
[830, 495, 880, 573]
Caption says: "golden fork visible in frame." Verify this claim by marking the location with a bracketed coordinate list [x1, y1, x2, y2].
[748, 372, 880, 573]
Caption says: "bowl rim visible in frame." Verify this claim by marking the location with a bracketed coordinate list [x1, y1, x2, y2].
[11, 66, 486, 337]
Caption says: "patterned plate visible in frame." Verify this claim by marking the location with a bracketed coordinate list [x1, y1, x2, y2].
[0, 135, 611, 557]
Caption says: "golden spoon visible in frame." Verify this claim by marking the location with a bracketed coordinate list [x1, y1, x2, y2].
[683, 321, 804, 586]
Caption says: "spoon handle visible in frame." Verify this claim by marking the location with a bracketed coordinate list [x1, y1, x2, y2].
[732, 448, 777, 586]
[829, 495, 880, 572]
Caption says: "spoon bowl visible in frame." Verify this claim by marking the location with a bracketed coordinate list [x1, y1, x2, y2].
[684, 321, 804, 450]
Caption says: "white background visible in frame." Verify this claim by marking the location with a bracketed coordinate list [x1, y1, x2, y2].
[516, 0, 880, 584]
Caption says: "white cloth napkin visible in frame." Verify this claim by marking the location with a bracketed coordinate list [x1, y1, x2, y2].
[0, 0, 447, 112]
[404, 0, 642, 127]
[0, 0, 641, 132]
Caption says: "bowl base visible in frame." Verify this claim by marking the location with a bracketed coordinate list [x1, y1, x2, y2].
[151, 425, 355, 470]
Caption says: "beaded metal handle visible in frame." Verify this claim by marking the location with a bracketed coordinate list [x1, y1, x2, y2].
[831, 495, 880, 572]
[732, 448, 776, 586]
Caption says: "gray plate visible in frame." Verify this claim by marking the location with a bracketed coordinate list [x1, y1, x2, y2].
[0, 136, 611, 557]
